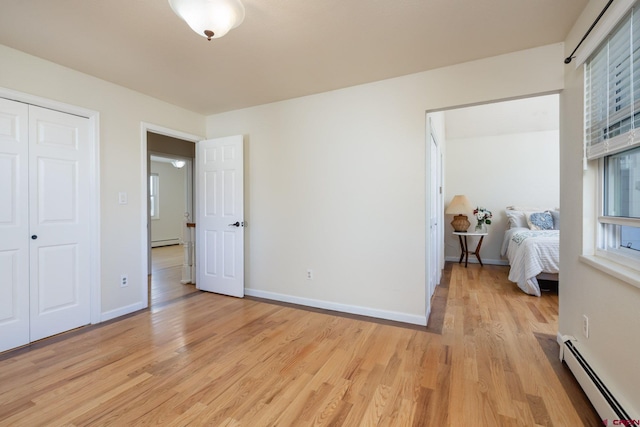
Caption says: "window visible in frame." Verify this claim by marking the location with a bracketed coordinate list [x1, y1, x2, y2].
[150, 173, 159, 220]
[585, 2, 640, 266]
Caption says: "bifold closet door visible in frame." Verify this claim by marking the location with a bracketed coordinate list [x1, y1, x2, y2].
[28, 105, 91, 342]
[0, 99, 91, 352]
[0, 98, 30, 352]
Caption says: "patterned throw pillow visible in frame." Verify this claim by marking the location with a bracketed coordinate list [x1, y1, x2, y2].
[527, 211, 554, 230]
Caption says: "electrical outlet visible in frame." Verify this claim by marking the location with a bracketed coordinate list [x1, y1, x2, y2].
[306, 269, 313, 280]
[120, 274, 128, 287]
[582, 314, 589, 338]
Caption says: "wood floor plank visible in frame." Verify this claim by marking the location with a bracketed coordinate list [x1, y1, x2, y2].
[0, 263, 600, 426]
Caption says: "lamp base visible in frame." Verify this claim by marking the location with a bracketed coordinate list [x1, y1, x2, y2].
[451, 214, 470, 232]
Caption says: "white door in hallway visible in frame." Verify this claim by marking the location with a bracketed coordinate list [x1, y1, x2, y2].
[196, 135, 244, 298]
[0, 99, 91, 352]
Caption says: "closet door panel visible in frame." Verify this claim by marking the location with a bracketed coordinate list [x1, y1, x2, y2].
[28, 105, 91, 342]
[0, 98, 29, 353]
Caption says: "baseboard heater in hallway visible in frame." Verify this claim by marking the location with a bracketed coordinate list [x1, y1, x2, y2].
[560, 336, 636, 423]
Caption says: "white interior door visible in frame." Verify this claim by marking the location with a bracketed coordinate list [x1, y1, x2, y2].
[429, 134, 439, 297]
[196, 135, 244, 297]
[0, 101, 91, 351]
[28, 105, 91, 341]
[0, 98, 30, 352]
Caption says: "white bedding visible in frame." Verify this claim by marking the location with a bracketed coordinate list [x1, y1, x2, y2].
[500, 227, 559, 296]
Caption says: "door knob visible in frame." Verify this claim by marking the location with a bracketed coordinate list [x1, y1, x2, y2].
[31, 235, 38, 240]
[228, 221, 240, 227]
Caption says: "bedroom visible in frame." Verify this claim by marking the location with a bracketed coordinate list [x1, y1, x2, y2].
[0, 0, 639, 422]
[441, 94, 560, 295]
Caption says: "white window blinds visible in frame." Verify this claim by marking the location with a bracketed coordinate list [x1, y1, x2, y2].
[585, 3, 640, 159]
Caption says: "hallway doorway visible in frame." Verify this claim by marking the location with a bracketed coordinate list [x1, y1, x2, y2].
[145, 129, 199, 309]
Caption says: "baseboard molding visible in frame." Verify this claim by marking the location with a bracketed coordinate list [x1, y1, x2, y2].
[245, 289, 427, 326]
[151, 239, 181, 248]
[444, 256, 509, 266]
[100, 301, 147, 322]
[425, 305, 431, 327]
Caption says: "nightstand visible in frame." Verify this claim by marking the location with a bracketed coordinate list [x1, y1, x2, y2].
[453, 231, 487, 268]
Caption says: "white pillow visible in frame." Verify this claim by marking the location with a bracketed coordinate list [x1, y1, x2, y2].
[551, 210, 560, 230]
[505, 210, 527, 228]
[507, 205, 549, 212]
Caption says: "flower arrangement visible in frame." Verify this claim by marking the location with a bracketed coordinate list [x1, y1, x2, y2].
[474, 207, 492, 230]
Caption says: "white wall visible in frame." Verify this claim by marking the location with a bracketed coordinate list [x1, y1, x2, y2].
[443, 95, 560, 264]
[150, 161, 187, 247]
[206, 43, 565, 324]
[0, 40, 567, 327]
[0, 44, 204, 319]
[561, 0, 640, 416]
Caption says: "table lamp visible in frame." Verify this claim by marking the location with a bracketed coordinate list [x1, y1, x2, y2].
[445, 195, 472, 232]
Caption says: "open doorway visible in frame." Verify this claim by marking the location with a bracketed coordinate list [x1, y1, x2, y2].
[424, 94, 560, 325]
[441, 94, 560, 267]
[146, 130, 199, 308]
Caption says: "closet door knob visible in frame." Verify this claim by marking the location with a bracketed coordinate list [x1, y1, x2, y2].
[31, 235, 38, 240]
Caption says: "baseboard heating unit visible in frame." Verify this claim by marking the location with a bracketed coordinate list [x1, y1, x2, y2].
[560, 335, 637, 424]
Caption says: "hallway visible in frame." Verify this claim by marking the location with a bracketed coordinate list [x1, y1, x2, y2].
[150, 245, 199, 308]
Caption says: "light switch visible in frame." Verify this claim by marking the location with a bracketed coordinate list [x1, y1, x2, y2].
[118, 192, 128, 205]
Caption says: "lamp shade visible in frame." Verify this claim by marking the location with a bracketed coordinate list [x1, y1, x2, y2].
[445, 195, 473, 214]
[169, 0, 245, 40]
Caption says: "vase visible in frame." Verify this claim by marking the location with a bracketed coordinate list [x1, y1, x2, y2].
[475, 222, 487, 233]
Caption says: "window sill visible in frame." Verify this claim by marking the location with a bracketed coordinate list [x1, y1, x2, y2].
[579, 254, 640, 290]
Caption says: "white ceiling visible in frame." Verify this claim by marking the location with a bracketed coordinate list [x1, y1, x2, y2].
[0, 0, 587, 115]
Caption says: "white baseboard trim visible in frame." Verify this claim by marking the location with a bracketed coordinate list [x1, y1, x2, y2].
[100, 301, 147, 322]
[444, 256, 509, 266]
[151, 239, 181, 248]
[245, 289, 427, 326]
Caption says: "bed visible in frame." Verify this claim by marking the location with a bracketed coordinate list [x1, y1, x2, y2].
[500, 208, 560, 296]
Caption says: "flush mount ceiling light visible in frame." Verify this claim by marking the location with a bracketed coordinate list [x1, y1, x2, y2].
[168, 0, 245, 41]
[172, 160, 186, 168]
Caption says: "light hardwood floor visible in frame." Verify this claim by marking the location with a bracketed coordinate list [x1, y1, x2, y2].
[150, 245, 198, 308]
[0, 263, 599, 426]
